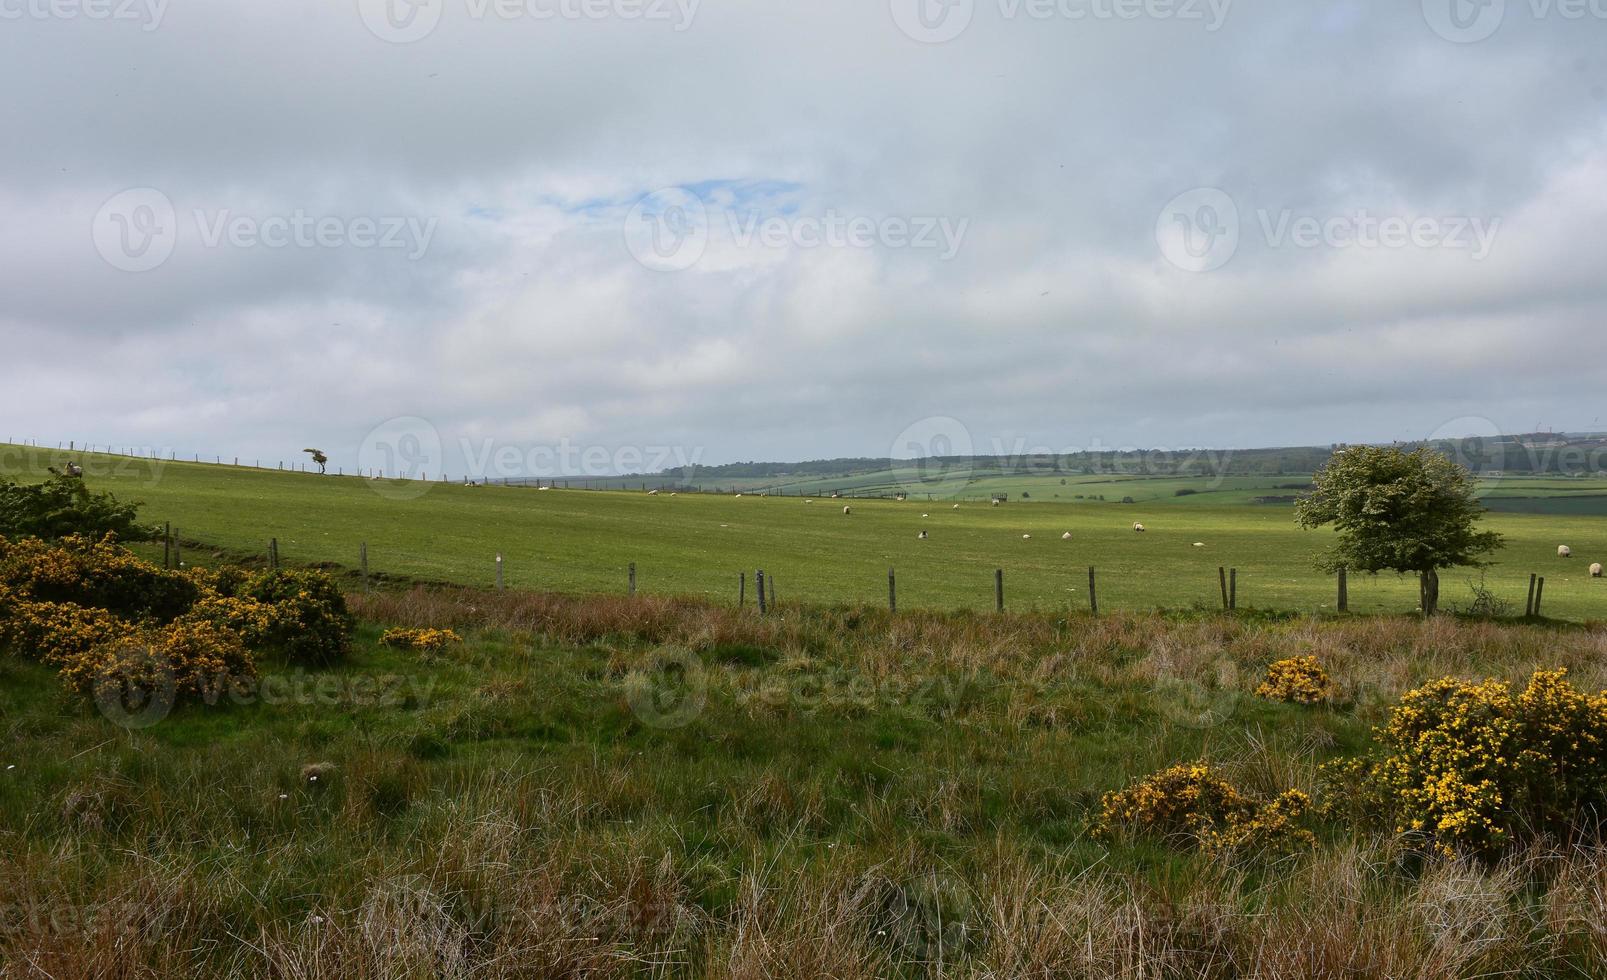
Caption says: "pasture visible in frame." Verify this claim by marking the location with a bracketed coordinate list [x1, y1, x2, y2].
[4, 443, 1607, 621]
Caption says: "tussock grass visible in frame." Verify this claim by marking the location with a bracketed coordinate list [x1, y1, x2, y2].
[5, 588, 1607, 976]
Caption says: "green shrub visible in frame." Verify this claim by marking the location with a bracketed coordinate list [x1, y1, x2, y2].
[0, 475, 156, 542]
[241, 568, 352, 665]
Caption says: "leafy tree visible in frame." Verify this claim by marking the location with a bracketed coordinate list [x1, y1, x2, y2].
[1295, 446, 1502, 615]
[0, 474, 158, 542]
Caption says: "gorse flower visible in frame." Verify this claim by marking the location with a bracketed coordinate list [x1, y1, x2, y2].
[1256, 655, 1336, 705]
[380, 627, 463, 653]
[0, 533, 351, 712]
[1329, 668, 1607, 857]
[1093, 762, 1316, 857]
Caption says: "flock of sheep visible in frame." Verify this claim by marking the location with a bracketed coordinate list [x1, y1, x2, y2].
[1557, 545, 1604, 578]
[649, 490, 1604, 578]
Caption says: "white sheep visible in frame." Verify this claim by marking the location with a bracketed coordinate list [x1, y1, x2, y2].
[918, 531, 928, 540]
[1559, 545, 1573, 558]
[991, 500, 1000, 507]
[1022, 534, 1032, 540]
[1133, 523, 1147, 533]
[1062, 532, 1072, 540]
[953, 504, 960, 509]
[843, 506, 852, 515]
[1592, 563, 1604, 578]
[1193, 542, 1205, 548]
[647, 489, 659, 495]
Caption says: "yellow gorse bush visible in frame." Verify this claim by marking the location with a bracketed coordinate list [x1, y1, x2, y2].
[1331, 668, 1607, 857]
[380, 627, 463, 653]
[0, 534, 350, 713]
[1255, 655, 1336, 705]
[1093, 762, 1316, 856]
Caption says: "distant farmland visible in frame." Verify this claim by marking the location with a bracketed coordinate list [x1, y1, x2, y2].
[5, 443, 1606, 620]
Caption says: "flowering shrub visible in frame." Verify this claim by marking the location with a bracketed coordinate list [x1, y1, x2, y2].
[1328, 669, 1607, 857]
[0, 597, 137, 665]
[380, 627, 463, 653]
[239, 569, 352, 666]
[1094, 762, 1316, 856]
[1255, 655, 1336, 705]
[178, 592, 285, 651]
[0, 533, 198, 622]
[55, 619, 256, 706]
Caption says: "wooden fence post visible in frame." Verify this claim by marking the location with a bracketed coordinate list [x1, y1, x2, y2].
[628, 562, 637, 596]
[1218, 566, 1228, 611]
[739, 571, 746, 607]
[757, 570, 767, 614]
[1088, 566, 1098, 615]
[496, 553, 504, 590]
[995, 569, 1004, 612]
[173, 529, 181, 568]
[1229, 568, 1237, 610]
[1526, 573, 1537, 617]
[1337, 566, 1348, 613]
[269, 538, 279, 570]
[360, 542, 370, 592]
[1535, 577, 1545, 618]
[889, 567, 897, 613]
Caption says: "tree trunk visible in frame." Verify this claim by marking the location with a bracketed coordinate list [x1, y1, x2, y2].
[1419, 568, 1440, 616]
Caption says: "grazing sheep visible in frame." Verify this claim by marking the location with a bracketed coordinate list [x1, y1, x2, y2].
[647, 489, 659, 495]
[1193, 542, 1205, 548]
[918, 531, 928, 540]
[843, 506, 852, 515]
[953, 504, 960, 509]
[1559, 545, 1573, 558]
[1133, 523, 1147, 533]
[922, 513, 929, 518]
[1062, 532, 1072, 540]
[1022, 534, 1032, 540]
[1593, 563, 1603, 578]
[991, 500, 1001, 507]
[65, 462, 83, 477]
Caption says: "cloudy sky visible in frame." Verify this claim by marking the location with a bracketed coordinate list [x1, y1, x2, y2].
[3, 0, 1606, 478]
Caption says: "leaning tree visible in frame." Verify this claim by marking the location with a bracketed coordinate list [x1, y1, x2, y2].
[1295, 445, 1503, 616]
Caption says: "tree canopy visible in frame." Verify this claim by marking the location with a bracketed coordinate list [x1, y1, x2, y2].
[1295, 446, 1503, 614]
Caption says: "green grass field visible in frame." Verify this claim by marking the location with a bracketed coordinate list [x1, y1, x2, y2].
[4, 443, 1607, 620]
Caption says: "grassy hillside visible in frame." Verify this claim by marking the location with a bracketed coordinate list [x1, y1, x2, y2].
[4, 443, 1607, 620]
[6, 589, 1607, 976]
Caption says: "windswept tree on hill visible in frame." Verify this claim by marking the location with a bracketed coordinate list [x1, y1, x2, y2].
[1295, 446, 1503, 616]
